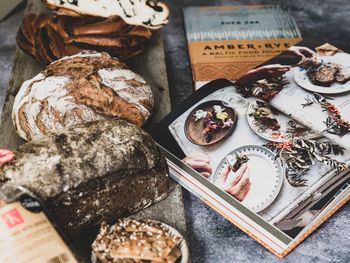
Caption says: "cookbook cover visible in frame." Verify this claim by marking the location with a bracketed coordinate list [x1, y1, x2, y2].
[151, 41, 350, 257]
[183, 5, 302, 89]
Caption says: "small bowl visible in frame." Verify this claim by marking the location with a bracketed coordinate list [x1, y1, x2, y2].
[91, 220, 189, 263]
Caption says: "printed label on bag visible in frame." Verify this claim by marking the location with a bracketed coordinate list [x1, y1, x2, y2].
[0, 201, 77, 263]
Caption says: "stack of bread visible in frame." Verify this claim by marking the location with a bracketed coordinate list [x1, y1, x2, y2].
[17, 0, 170, 64]
[17, 14, 152, 64]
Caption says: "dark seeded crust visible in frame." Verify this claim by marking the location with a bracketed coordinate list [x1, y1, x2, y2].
[0, 120, 169, 238]
[91, 219, 182, 263]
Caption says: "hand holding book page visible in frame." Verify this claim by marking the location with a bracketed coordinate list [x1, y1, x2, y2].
[236, 64, 291, 87]
[0, 149, 14, 165]
[287, 46, 317, 61]
[182, 151, 212, 178]
[183, 151, 251, 201]
[236, 46, 316, 87]
[215, 163, 251, 202]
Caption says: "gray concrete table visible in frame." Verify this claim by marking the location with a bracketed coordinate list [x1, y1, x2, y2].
[1, 1, 350, 262]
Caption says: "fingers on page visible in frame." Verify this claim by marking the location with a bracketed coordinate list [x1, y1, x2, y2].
[196, 152, 210, 163]
[201, 172, 211, 178]
[301, 47, 316, 57]
[217, 165, 231, 183]
[238, 181, 251, 201]
[187, 151, 211, 164]
[186, 160, 212, 173]
[227, 163, 248, 185]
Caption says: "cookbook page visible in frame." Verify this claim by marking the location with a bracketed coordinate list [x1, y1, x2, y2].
[269, 44, 350, 151]
[152, 74, 350, 258]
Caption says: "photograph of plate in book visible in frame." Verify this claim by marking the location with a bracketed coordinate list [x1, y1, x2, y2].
[247, 100, 319, 142]
[213, 145, 284, 213]
[184, 100, 237, 146]
[153, 43, 350, 259]
[293, 53, 350, 94]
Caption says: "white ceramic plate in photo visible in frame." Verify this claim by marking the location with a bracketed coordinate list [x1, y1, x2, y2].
[213, 145, 284, 213]
[293, 53, 350, 94]
[91, 220, 189, 263]
[246, 100, 319, 143]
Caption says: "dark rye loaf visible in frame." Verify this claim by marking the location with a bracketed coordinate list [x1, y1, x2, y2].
[0, 119, 169, 238]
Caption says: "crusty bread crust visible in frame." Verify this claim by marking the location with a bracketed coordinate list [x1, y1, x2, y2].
[1, 120, 169, 238]
[12, 51, 154, 141]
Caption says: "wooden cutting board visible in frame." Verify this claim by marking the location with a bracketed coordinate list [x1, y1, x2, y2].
[0, 0, 187, 261]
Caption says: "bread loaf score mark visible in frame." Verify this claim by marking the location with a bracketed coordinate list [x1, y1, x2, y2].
[12, 52, 154, 141]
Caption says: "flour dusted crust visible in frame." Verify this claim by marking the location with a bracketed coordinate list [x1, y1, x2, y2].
[0, 120, 170, 238]
[12, 51, 154, 141]
[43, 0, 170, 29]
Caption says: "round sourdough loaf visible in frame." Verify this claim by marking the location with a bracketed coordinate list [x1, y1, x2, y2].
[12, 51, 154, 141]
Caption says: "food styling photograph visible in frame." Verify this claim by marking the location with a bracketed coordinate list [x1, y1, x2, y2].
[0, 0, 350, 263]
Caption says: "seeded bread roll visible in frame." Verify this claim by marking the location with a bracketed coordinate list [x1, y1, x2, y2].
[43, 0, 170, 29]
[0, 120, 169, 238]
[92, 219, 182, 263]
[12, 51, 154, 141]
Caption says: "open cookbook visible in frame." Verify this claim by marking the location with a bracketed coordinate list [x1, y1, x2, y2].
[151, 41, 350, 258]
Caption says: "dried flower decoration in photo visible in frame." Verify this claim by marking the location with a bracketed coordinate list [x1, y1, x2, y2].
[194, 105, 234, 143]
[16, 13, 152, 64]
[302, 93, 350, 136]
[249, 101, 281, 131]
[236, 77, 288, 102]
[266, 138, 347, 187]
[285, 120, 310, 138]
